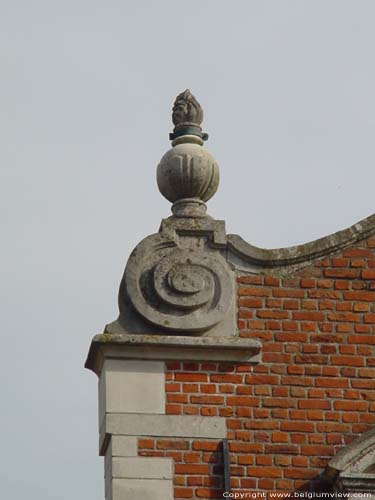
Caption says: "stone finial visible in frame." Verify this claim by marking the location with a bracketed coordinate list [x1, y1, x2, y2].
[169, 89, 208, 141]
[103, 91, 234, 337]
[157, 90, 220, 218]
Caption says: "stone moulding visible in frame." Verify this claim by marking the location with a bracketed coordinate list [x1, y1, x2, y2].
[103, 211, 375, 337]
[324, 428, 375, 493]
[105, 216, 237, 337]
[98, 89, 375, 338]
[84, 334, 261, 376]
[335, 474, 375, 494]
[227, 212, 375, 271]
[123, 235, 232, 332]
[326, 428, 375, 476]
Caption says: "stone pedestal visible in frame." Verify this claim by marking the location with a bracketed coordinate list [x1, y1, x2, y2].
[85, 334, 260, 500]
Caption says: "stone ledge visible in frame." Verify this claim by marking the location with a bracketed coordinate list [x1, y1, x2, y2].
[85, 333, 261, 376]
[99, 413, 226, 455]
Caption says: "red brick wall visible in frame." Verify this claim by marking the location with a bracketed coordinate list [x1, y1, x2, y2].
[139, 435, 224, 499]
[145, 237, 375, 499]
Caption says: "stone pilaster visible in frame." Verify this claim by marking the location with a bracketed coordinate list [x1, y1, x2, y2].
[86, 336, 259, 500]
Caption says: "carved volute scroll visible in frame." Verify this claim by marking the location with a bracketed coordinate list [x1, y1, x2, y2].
[105, 94, 235, 336]
[106, 216, 236, 336]
[118, 220, 234, 334]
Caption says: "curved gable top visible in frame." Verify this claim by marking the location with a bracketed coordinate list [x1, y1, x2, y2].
[228, 212, 375, 270]
[327, 428, 375, 475]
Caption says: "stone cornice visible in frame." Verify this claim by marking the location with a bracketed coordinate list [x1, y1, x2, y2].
[227, 212, 375, 271]
[85, 334, 261, 376]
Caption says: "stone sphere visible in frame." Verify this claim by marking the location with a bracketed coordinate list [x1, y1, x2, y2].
[157, 142, 220, 204]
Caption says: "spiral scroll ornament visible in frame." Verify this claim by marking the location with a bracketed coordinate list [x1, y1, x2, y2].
[122, 240, 233, 333]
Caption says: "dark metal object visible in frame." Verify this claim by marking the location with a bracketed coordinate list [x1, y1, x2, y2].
[223, 438, 231, 494]
[169, 126, 208, 141]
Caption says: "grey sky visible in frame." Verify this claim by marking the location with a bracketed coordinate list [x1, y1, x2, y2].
[1, 1, 375, 498]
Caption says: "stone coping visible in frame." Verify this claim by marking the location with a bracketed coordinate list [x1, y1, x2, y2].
[85, 334, 261, 376]
[327, 428, 375, 475]
[227, 212, 375, 270]
[324, 428, 375, 491]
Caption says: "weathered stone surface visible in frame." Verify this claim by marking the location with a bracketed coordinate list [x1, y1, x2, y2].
[85, 90, 375, 499]
[104, 443, 173, 491]
[227, 212, 375, 272]
[110, 478, 173, 500]
[159, 90, 217, 217]
[99, 413, 226, 455]
[325, 428, 375, 493]
[110, 436, 138, 457]
[170, 89, 207, 141]
[327, 428, 375, 476]
[99, 90, 375, 337]
[104, 197, 375, 337]
[336, 474, 375, 495]
[111, 457, 173, 480]
[104, 437, 138, 484]
[85, 334, 261, 376]
[106, 436, 138, 460]
[98, 360, 165, 426]
[105, 216, 236, 336]
[157, 142, 219, 211]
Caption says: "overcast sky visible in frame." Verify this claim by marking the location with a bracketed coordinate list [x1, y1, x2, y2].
[2, 1, 375, 498]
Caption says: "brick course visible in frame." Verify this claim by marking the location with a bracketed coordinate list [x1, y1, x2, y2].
[148, 237, 375, 499]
